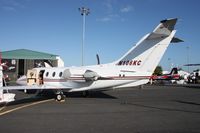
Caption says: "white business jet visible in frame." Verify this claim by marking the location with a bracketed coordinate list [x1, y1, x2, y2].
[0, 18, 182, 101]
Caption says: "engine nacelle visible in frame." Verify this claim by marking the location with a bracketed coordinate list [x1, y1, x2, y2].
[63, 68, 85, 79]
[83, 70, 100, 81]
[63, 68, 100, 81]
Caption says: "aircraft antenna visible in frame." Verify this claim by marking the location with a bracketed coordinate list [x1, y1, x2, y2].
[96, 54, 100, 65]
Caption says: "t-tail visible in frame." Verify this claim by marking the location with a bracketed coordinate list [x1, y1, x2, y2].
[114, 18, 183, 75]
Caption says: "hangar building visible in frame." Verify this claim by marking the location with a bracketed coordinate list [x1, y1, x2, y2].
[1, 49, 64, 81]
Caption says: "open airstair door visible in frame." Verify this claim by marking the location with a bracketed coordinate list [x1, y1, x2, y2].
[27, 69, 45, 86]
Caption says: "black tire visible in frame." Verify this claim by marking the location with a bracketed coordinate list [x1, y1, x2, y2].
[56, 94, 62, 101]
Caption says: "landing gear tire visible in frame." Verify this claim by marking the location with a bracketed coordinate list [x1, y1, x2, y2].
[56, 94, 62, 101]
[55, 90, 65, 102]
[56, 94, 65, 101]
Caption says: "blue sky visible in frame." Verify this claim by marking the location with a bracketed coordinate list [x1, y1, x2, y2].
[0, 0, 199, 72]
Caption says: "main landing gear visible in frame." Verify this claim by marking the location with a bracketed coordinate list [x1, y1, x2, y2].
[55, 90, 90, 101]
[56, 91, 65, 102]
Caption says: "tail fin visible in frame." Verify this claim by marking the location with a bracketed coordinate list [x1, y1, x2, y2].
[115, 18, 182, 74]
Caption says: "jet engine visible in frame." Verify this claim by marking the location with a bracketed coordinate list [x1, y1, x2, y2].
[63, 69, 100, 81]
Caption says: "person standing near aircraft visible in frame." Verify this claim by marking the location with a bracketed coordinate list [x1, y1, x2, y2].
[0, 52, 15, 103]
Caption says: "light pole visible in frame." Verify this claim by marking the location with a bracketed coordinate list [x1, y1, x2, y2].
[79, 7, 90, 66]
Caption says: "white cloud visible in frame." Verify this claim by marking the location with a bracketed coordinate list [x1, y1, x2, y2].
[104, 1, 113, 11]
[0, 0, 26, 12]
[97, 14, 120, 22]
[2, 6, 16, 11]
[120, 5, 133, 13]
[97, 1, 133, 22]
[97, 17, 112, 22]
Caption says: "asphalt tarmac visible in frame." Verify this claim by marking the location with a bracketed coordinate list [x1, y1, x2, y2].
[0, 85, 200, 133]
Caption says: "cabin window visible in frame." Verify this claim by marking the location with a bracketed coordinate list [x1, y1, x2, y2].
[59, 72, 63, 77]
[46, 72, 49, 77]
[52, 72, 56, 77]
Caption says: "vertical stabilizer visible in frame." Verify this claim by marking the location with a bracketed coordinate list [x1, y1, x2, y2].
[115, 18, 181, 74]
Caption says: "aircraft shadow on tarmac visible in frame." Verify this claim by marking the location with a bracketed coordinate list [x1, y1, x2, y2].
[173, 100, 200, 106]
[63, 91, 117, 99]
[23, 90, 117, 99]
[0, 91, 117, 107]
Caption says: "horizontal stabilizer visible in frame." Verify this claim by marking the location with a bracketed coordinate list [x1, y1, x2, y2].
[171, 37, 184, 43]
[153, 18, 177, 36]
[147, 18, 181, 41]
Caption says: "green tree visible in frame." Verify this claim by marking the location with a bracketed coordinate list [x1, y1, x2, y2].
[153, 66, 163, 76]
